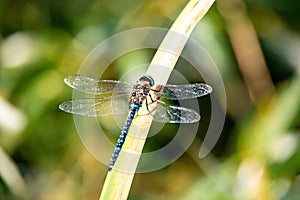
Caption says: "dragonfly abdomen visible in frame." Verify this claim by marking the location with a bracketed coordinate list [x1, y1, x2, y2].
[108, 103, 141, 171]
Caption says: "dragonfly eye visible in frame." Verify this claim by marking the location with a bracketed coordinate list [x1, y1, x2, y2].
[139, 75, 154, 86]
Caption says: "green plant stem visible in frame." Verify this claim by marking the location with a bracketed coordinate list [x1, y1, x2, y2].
[99, 0, 215, 199]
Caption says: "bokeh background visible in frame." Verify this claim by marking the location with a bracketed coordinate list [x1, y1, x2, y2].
[1, 0, 300, 199]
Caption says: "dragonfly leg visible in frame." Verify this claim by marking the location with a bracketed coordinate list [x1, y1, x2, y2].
[147, 103, 158, 116]
[145, 95, 159, 116]
[150, 85, 162, 93]
[150, 85, 164, 100]
[145, 97, 152, 113]
[146, 93, 158, 112]
[145, 98, 149, 112]
[149, 93, 154, 103]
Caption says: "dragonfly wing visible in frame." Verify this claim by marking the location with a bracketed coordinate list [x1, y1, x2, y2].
[64, 74, 133, 94]
[59, 95, 130, 117]
[152, 101, 200, 123]
[162, 83, 212, 100]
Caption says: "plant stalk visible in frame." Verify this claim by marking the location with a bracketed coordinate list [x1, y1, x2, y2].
[99, 0, 215, 199]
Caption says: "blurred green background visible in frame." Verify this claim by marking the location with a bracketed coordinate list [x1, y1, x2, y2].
[1, 0, 300, 199]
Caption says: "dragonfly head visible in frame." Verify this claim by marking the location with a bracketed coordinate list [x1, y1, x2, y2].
[139, 75, 154, 86]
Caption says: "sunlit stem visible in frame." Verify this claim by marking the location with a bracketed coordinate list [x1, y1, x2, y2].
[99, 0, 215, 199]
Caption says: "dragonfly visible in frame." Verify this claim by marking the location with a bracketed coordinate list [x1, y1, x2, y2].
[59, 74, 212, 171]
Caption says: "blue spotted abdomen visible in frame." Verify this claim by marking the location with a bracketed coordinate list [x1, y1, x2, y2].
[108, 103, 141, 171]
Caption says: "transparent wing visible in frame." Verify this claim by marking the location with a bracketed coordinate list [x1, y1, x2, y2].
[64, 74, 133, 94]
[59, 94, 130, 117]
[59, 97, 200, 123]
[162, 83, 212, 100]
[152, 101, 200, 123]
